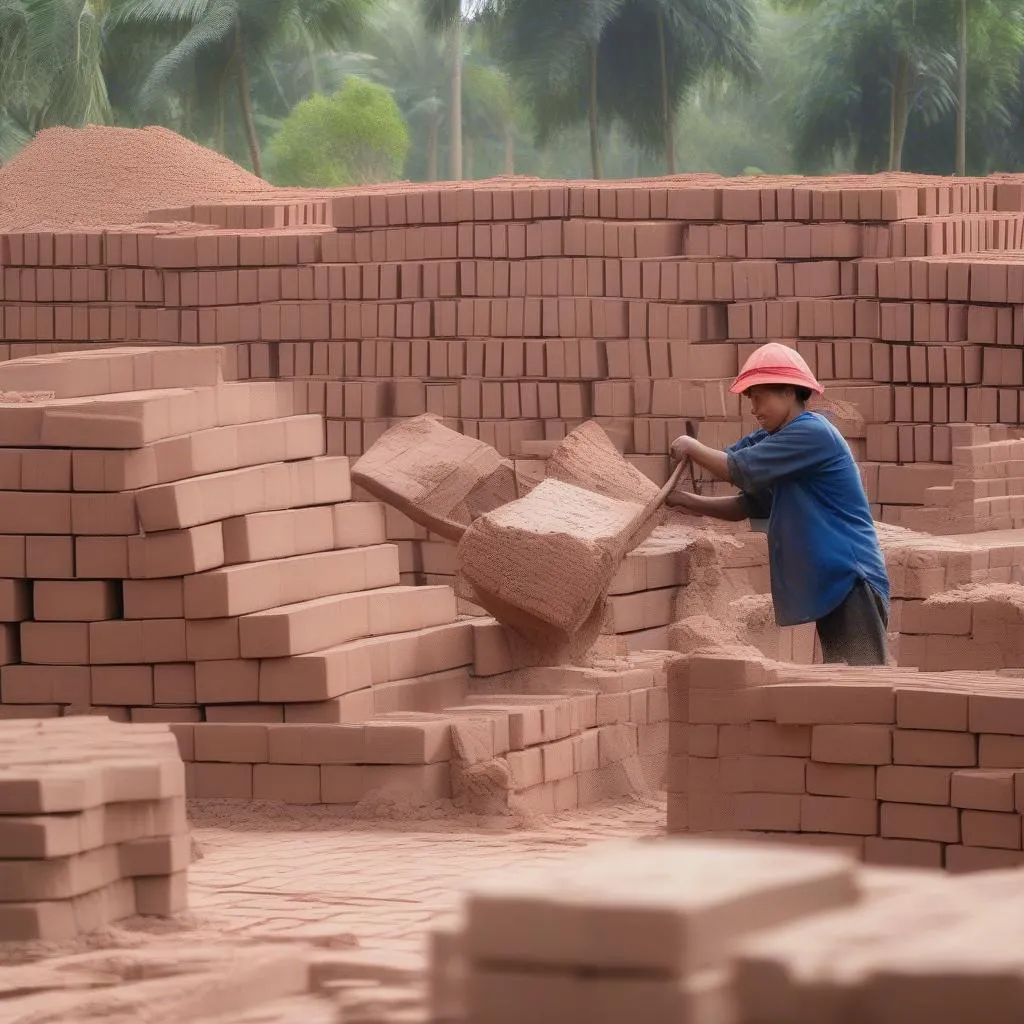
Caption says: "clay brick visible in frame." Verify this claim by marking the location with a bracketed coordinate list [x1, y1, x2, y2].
[960, 809, 1021, 850]
[184, 545, 399, 619]
[895, 687, 968, 731]
[20, 621, 89, 664]
[770, 683, 895, 724]
[892, 728, 977, 766]
[33, 580, 117, 622]
[806, 762, 875, 799]
[811, 724, 892, 765]
[880, 801, 959, 843]
[190, 762, 253, 799]
[876, 764, 952, 805]
[362, 719, 451, 764]
[945, 844, 1024, 873]
[946, 767, 1015, 816]
[136, 456, 350, 532]
[863, 835, 943, 869]
[267, 723, 366, 764]
[193, 723, 269, 763]
[127, 523, 224, 579]
[800, 795, 878, 835]
[253, 763, 321, 803]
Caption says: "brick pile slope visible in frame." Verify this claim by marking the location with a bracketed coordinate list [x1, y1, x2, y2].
[431, 837, 1024, 1024]
[0, 345, 670, 811]
[7, 169, 1024, 536]
[0, 715, 188, 940]
[668, 652, 1024, 872]
[0, 126, 270, 231]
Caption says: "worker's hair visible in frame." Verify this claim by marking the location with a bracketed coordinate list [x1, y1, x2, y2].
[751, 383, 813, 403]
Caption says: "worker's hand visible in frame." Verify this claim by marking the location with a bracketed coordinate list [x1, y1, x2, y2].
[665, 490, 697, 514]
[670, 434, 694, 463]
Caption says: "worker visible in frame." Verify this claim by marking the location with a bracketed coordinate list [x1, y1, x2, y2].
[667, 342, 891, 666]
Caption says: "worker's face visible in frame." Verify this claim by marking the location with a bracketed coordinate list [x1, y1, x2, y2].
[745, 385, 800, 433]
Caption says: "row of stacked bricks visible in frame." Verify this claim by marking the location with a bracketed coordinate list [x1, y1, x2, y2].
[0, 345, 669, 809]
[668, 651, 1024, 872]
[6, 174, 1024, 535]
[430, 833, 1024, 1024]
[0, 716, 188, 940]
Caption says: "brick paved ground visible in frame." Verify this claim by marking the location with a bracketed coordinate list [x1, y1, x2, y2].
[187, 796, 666, 961]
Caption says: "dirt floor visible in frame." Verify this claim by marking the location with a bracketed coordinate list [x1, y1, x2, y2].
[0, 798, 664, 1022]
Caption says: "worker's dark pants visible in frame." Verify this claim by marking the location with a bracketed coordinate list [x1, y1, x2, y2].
[815, 579, 889, 666]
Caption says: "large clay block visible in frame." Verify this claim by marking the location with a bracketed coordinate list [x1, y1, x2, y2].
[0, 492, 71, 534]
[238, 583, 456, 658]
[71, 414, 325, 492]
[20, 448, 72, 491]
[0, 346, 225, 398]
[259, 620, 474, 702]
[463, 838, 857, 976]
[546, 420, 661, 504]
[127, 522, 225, 578]
[136, 456, 351, 531]
[352, 414, 519, 540]
[184, 544, 400, 618]
[457, 478, 651, 649]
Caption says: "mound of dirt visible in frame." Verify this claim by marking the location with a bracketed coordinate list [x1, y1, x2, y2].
[0, 125, 272, 230]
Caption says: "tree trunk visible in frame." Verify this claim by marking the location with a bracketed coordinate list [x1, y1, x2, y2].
[233, 17, 262, 178]
[503, 122, 515, 174]
[888, 52, 910, 171]
[303, 25, 323, 95]
[449, 18, 463, 180]
[657, 10, 676, 174]
[588, 44, 602, 179]
[215, 75, 226, 153]
[955, 0, 968, 175]
[427, 112, 440, 181]
[465, 136, 475, 179]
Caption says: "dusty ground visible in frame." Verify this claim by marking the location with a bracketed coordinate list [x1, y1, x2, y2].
[0, 797, 665, 1022]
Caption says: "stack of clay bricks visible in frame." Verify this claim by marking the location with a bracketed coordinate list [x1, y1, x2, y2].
[0, 343, 673, 809]
[176, 647, 672, 809]
[669, 652, 1024, 871]
[0, 716, 189, 941]
[430, 836, 1024, 1024]
[895, 424, 1024, 534]
[430, 837, 859, 1024]
[8, 173, 1024, 536]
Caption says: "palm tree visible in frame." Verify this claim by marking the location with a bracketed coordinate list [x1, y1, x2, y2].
[106, 0, 371, 177]
[0, 0, 112, 160]
[780, 0, 1024, 173]
[422, 0, 463, 179]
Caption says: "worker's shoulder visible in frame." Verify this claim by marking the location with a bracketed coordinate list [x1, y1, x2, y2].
[781, 410, 844, 443]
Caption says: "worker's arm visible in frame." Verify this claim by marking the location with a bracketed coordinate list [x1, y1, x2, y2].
[669, 436, 731, 482]
[665, 490, 748, 521]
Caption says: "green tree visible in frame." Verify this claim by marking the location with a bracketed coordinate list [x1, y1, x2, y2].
[487, 0, 755, 177]
[106, 0, 371, 177]
[422, 0, 463, 179]
[779, 0, 1024, 173]
[0, 0, 111, 159]
[267, 75, 409, 185]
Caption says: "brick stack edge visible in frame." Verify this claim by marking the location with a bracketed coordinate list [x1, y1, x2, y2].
[668, 653, 1024, 872]
[0, 716, 188, 940]
[0, 344, 671, 812]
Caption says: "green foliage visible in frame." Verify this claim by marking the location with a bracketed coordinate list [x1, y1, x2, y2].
[267, 75, 409, 185]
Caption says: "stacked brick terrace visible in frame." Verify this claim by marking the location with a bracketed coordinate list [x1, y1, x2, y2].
[669, 651, 1024, 871]
[0, 345, 670, 810]
[6, 175, 1024, 538]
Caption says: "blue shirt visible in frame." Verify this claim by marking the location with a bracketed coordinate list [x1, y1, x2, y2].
[726, 411, 890, 627]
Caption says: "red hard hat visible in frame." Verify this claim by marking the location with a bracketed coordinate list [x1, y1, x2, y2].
[730, 342, 824, 395]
